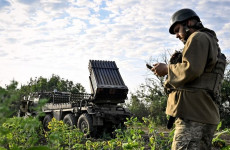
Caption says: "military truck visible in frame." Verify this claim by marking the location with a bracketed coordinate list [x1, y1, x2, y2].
[18, 60, 131, 135]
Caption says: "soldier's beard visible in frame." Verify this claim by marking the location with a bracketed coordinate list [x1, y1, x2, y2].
[182, 27, 191, 45]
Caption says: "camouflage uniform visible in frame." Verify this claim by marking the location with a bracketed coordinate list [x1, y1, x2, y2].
[172, 118, 217, 150]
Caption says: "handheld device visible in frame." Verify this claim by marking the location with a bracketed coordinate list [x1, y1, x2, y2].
[146, 64, 153, 70]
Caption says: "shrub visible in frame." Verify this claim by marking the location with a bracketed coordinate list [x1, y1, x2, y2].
[0, 117, 42, 149]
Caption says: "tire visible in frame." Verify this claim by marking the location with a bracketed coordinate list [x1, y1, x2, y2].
[63, 114, 77, 128]
[77, 113, 93, 136]
[43, 114, 52, 131]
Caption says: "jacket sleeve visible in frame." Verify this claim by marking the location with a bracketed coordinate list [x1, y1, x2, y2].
[167, 32, 210, 88]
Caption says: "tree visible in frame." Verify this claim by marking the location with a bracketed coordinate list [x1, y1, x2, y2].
[6, 79, 18, 91]
[128, 94, 149, 121]
[220, 68, 230, 128]
[128, 77, 168, 125]
[0, 80, 20, 120]
[20, 74, 86, 96]
[221, 69, 230, 104]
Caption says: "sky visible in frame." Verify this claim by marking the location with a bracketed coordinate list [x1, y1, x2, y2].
[0, 0, 230, 93]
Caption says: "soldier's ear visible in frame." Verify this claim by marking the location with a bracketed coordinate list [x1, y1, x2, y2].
[187, 20, 193, 26]
[187, 19, 198, 28]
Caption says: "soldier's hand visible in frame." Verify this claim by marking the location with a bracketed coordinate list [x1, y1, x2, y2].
[152, 63, 168, 77]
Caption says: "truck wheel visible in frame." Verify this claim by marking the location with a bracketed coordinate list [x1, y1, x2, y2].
[63, 114, 77, 128]
[77, 113, 93, 136]
[17, 110, 24, 117]
[43, 114, 52, 131]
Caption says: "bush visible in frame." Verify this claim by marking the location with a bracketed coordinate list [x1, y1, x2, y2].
[45, 117, 85, 149]
[0, 117, 42, 149]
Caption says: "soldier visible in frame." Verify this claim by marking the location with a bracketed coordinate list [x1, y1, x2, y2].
[151, 8, 226, 149]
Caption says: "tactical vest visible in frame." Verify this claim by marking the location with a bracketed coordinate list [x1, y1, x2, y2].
[167, 50, 226, 105]
[184, 50, 226, 104]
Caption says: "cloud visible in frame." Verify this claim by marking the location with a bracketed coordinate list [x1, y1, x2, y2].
[0, 0, 10, 10]
[0, 51, 8, 57]
[18, 0, 38, 5]
[0, 0, 229, 92]
[66, 7, 90, 19]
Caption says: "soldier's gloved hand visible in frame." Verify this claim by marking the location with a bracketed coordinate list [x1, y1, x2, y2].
[152, 63, 168, 77]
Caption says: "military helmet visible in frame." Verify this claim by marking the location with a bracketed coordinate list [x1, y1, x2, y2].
[169, 8, 200, 34]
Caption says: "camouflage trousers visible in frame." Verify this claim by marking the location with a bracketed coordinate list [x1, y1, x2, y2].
[171, 118, 217, 150]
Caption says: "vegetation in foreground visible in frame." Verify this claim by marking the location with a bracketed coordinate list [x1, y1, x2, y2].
[0, 115, 229, 150]
[0, 70, 229, 149]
